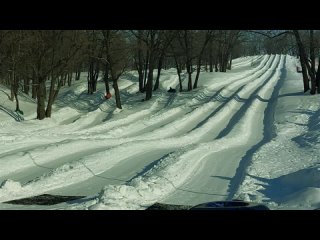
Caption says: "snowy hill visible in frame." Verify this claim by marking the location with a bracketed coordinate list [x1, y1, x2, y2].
[1, 55, 319, 210]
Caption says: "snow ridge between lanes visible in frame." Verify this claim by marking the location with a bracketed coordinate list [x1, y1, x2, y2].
[86, 56, 284, 210]
[0, 55, 286, 208]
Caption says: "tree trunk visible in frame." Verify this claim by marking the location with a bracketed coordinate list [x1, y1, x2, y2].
[223, 54, 228, 72]
[31, 69, 37, 99]
[215, 59, 218, 72]
[75, 66, 81, 80]
[178, 60, 182, 74]
[87, 59, 99, 94]
[10, 83, 14, 101]
[138, 68, 144, 92]
[13, 75, 20, 112]
[293, 30, 310, 92]
[316, 61, 320, 92]
[227, 54, 232, 70]
[215, 47, 219, 72]
[93, 61, 99, 92]
[32, 84, 37, 99]
[163, 58, 167, 70]
[45, 73, 63, 118]
[153, 54, 164, 91]
[187, 73, 192, 91]
[193, 43, 210, 89]
[31, 84, 37, 99]
[209, 38, 214, 72]
[37, 80, 46, 120]
[113, 79, 122, 109]
[14, 92, 20, 112]
[67, 72, 73, 87]
[87, 71, 92, 94]
[210, 57, 214, 72]
[138, 70, 144, 92]
[186, 61, 193, 91]
[145, 54, 155, 101]
[143, 50, 149, 91]
[104, 63, 110, 94]
[193, 59, 201, 89]
[61, 73, 67, 86]
[88, 62, 93, 94]
[220, 51, 228, 72]
[137, 39, 145, 92]
[310, 30, 316, 94]
[45, 76, 56, 118]
[173, 55, 183, 92]
[193, 31, 212, 88]
[24, 78, 30, 95]
[181, 62, 185, 71]
[136, 30, 145, 93]
[300, 55, 310, 92]
[45, 101, 53, 118]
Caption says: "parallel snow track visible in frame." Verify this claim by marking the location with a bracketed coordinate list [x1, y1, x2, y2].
[0, 55, 286, 206]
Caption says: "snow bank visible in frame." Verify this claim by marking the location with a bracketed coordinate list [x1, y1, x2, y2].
[0, 179, 31, 202]
[0, 179, 23, 191]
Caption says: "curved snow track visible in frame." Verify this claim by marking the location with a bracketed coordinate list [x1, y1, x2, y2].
[0, 55, 290, 209]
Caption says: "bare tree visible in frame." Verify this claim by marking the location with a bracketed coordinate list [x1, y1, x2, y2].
[293, 30, 312, 93]
[169, 34, 185, 92]
[101, 31, 129, 109]
[86, 30, 102, 95]
[247, 30, 315, 93]
[0, 30, 25, 112]
[193, 30, 215, 89]
[153, 31, 175, 91]
[21, 30, 84, 119]
[132, 30, 147, 93]
[131, 30, 164, 100]
[174, 30, 217, 90]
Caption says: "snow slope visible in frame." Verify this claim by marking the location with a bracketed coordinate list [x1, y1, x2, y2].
[235, 56, 320, 210]
[1, 55, 318, 210]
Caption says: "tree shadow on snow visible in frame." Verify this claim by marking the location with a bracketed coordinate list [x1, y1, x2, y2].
[278, 91, 305, 98]
[291, 108, 320, 147]
[210, 176, 232, 181]
[247, 165, 320, 204]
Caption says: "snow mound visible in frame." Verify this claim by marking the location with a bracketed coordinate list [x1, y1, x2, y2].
[0, 179, 23, 192]
[0, 179, 48, 203]
[0, 179, 31, 203]
[281, 187, 320, 209]
[88, 147, 207, 210]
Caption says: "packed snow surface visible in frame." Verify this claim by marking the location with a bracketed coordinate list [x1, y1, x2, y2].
[0, 55, 319, 210]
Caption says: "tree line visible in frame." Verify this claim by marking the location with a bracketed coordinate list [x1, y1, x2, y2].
[247, 30, 320, 94]
[7, 30, 317, 120]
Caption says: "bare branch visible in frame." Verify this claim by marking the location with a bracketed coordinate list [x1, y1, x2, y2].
[247, 30, 292, 38]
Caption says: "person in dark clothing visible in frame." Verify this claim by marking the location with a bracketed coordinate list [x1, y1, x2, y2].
[167, 87, 176, 93]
